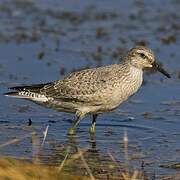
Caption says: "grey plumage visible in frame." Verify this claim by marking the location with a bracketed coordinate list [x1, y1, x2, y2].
[4, 46, 171, 135]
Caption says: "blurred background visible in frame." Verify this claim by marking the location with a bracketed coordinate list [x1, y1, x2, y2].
[0, 0, 179, 179]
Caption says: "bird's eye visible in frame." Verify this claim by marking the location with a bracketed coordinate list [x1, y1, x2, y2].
[139, 53, 146, 58]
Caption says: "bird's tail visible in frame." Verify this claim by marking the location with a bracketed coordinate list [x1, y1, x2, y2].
[4, 83, 51, 102]
[4, 91, 49, 102]
[4, 83, 51, 99]
[7, 82, 51, 92]
[4, 91, 25, 98]
[4, 91, 34, 99]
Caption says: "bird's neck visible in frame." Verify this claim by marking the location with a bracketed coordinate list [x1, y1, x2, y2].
[120, 60, 143, 82]
[119, 60, 143, 97]
[129, 64, 143, 78]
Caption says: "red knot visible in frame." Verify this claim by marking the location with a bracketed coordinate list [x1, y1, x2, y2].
[4, 46, 171, 135]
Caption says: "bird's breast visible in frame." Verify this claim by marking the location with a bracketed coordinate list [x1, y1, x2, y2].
[108, 67, 143, 106]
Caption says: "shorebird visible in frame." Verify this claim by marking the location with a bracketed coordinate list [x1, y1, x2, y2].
[4, 46, 170, 135]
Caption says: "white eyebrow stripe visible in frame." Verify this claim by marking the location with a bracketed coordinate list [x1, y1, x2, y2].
[136, 50, 146, 54]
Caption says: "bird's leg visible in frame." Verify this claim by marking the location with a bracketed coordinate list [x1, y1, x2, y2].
[89, 114, 98, 134]
[68, 111, 85, 135]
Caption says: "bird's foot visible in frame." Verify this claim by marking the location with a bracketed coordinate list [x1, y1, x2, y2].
[68, 128, 76, 135]
[89, 123, 96, 134]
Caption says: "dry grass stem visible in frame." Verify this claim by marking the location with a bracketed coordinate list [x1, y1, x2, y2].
[58, 146, 71, 172]
[32, 132, 40, 164]
[78, 147, 96, 180]
[41, 125, 49, 146]
[131, 170, 139, 180]
[123, 128, 130, 177]
[123, 128, 129, 160]
[108, 152, 122, 170]
[122, 170, 139, 180]
[65, 148, 88, 165]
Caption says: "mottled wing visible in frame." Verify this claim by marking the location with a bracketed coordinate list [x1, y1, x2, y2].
[40, 65, 118, 105]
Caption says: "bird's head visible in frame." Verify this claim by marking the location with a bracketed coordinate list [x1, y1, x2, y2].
[127, 46, 171, 78]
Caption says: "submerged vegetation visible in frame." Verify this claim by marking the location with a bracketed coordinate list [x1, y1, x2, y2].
[0, 157, 146, 180]
[0, 130, 145, 180]
[1, 128, 180, 179]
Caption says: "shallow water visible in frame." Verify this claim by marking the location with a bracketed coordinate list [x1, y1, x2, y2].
[0, 0, 180, 178]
